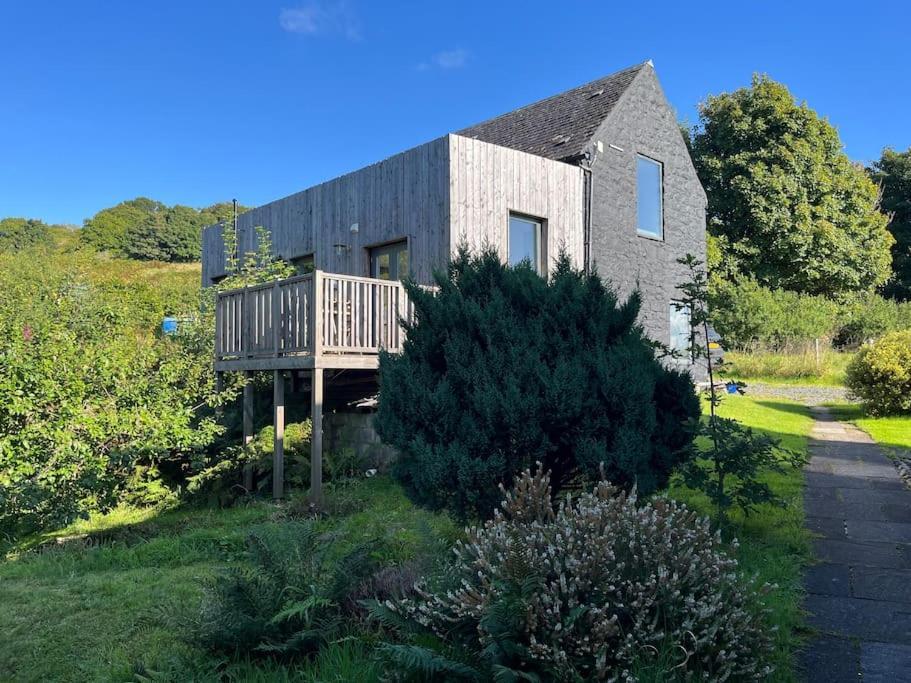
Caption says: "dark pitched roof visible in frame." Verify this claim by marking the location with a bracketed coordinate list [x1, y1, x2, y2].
[456, 62, 648, 162]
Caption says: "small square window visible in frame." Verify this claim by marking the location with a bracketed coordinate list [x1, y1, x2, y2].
[508, 214, 543, 273]
[291, 254, 314, 275]
[637, 156, 664, 239]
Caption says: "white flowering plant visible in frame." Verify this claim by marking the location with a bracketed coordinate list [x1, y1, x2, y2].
[370, 467, 774, 681]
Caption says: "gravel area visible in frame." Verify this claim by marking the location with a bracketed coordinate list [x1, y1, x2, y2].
[740, 381, 848, 406]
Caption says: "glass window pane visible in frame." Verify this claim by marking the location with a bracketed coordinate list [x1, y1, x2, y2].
[397, 248, 409, 280]
[637, 156, 663, 238]
[669, 302, 691, 353]
[376, 253, 390, 280]
[509, 215, 539, 270]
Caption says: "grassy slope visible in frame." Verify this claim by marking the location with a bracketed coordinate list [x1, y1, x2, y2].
[669, 394, 814, 682]
[0, 478, 455, 682]
[0, 397, 812, 682]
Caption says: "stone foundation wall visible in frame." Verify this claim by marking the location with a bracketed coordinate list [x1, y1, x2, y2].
[324, 410, 397, 471]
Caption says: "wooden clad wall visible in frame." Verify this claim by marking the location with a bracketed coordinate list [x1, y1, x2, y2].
[448, 135, 585, 271]
[201, 136, 452, 285]
[200, 134, 587, 286]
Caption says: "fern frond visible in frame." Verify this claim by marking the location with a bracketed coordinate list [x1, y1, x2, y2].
[377, 643, 481, 681]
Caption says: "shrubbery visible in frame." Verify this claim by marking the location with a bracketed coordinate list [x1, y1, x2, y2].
[710, 276, 911, 351]
[845, 331, 911, 415]
[376, 248, 700, 519]
[373, 468, 774, 681]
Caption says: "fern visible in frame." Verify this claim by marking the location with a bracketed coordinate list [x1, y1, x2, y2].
[377, 643, 481, 681]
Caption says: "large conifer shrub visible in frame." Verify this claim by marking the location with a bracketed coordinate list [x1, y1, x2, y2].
[375, 248, 699, 519]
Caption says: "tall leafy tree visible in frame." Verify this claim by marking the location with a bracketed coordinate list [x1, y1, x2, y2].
[870, 147, 911, 301]
[0, 217, 51, 251]
[691, 76, 892, 296]
[81, 197, 166, 254]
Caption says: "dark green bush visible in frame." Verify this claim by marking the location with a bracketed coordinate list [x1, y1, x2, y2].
[376, 248, 700, 520]
[845, 331, 911, 415]
[0, 217, 51, 251]
[372, 468, 774, 681]
[834, 293, 911, 348]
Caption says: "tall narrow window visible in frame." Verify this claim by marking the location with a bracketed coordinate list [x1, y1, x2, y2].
[669, 302, 692, 360]
[508, 214, 542, 273]
[637, 155, 664, 239]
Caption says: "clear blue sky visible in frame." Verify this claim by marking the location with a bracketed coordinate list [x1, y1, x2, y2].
[2, 1, 908, 226]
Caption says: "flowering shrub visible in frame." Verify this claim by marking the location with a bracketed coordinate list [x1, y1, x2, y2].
[374, 468, 774, 681]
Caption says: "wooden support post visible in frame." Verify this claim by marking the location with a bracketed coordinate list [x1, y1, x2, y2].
[310, 367, 324, 506]
[214, 371, 224, 421]
[242, 370, 254, 492]
[273, 370, 285, 501]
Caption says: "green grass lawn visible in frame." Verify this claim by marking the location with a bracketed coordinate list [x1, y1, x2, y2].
[825, 403, 911, 454]
[0, 396, 813, 682]
[0, 478, 456, 682]
[669, 394, 814, 682]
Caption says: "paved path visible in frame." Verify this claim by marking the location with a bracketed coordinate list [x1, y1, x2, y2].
[800, 406, 911, 682]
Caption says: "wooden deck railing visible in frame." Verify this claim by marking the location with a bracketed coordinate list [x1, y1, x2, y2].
[215, 271, 419, 361]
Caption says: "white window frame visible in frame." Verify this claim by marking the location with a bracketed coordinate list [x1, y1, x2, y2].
[636, 155, 664, 240]
[507, 212, 544, 274]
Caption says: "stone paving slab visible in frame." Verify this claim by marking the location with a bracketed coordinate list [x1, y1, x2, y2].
[799, 406, 911, 682]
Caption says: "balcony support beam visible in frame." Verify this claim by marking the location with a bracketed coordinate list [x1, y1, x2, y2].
[273, 370, 285, 500]
[242, 370, 254, 492]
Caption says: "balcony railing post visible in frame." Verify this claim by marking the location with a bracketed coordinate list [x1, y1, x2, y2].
[312, 270, 322, 359]
[242, 288, 251, 358]
[214, 293, 223, 359]
[272, 280, 281, 358]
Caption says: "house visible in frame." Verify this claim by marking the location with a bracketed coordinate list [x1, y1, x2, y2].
[202, 61, 707, 501]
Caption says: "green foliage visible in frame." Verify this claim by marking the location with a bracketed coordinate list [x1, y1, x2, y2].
[709, 275, 911, 351]
[676, 255, 807, 524]
[375, 468, 775, 681]
[710, 276, 839, 349]
[680, 417, 806, 521]
[845, 331, 911, 415]
[871, 147, 911, 301]
[376, 247, 700, 520]
[193, 521, 382, 658]
[692, 75, 893, 296]
[81, 197, 248, 262]
[0, 217, 52, 251]
[0, 246, 222, 538]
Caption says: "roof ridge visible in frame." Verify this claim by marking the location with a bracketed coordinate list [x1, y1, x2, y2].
[455, 61, 650, 161]
[456, 62, 647, 137]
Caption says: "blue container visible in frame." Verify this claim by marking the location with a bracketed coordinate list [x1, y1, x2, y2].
[161, 317, 179, 335]
[726, 382, 739, 394]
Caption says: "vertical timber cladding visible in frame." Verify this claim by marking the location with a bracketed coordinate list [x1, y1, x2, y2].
[447, 134, 586, 271]
[200, 136, 453, 286]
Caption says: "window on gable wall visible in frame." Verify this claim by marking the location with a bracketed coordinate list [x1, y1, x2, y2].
[669, 301, 692, 361]
[637, 155, 664, 239]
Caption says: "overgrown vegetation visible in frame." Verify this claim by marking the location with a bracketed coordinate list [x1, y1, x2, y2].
[871, 147, 911, 301]
[845, 331, 911, 415]
[377, 247, 700, 520]
[80, 197, 246, 262]
[372, 468, 776, 681]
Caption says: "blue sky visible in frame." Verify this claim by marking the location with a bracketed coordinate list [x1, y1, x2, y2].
[1, 1, 908, 226]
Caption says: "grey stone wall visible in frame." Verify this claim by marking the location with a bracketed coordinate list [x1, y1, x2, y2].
[324, 410, 397, 471]
[588, 65, 707, 378]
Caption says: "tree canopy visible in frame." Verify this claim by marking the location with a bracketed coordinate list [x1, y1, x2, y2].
[870, 147, 911, 301]
[690, 75, 893, 297]
[0, 217, 52, 251]
[81, 197, 247, 262]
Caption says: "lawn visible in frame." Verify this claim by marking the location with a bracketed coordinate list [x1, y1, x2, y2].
[0, 396, 812, 682]
[0, 478, 456, 682]
[825, 403, 911, 454]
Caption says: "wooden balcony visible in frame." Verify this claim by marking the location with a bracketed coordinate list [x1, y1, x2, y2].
[214, 271, 418, 372]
